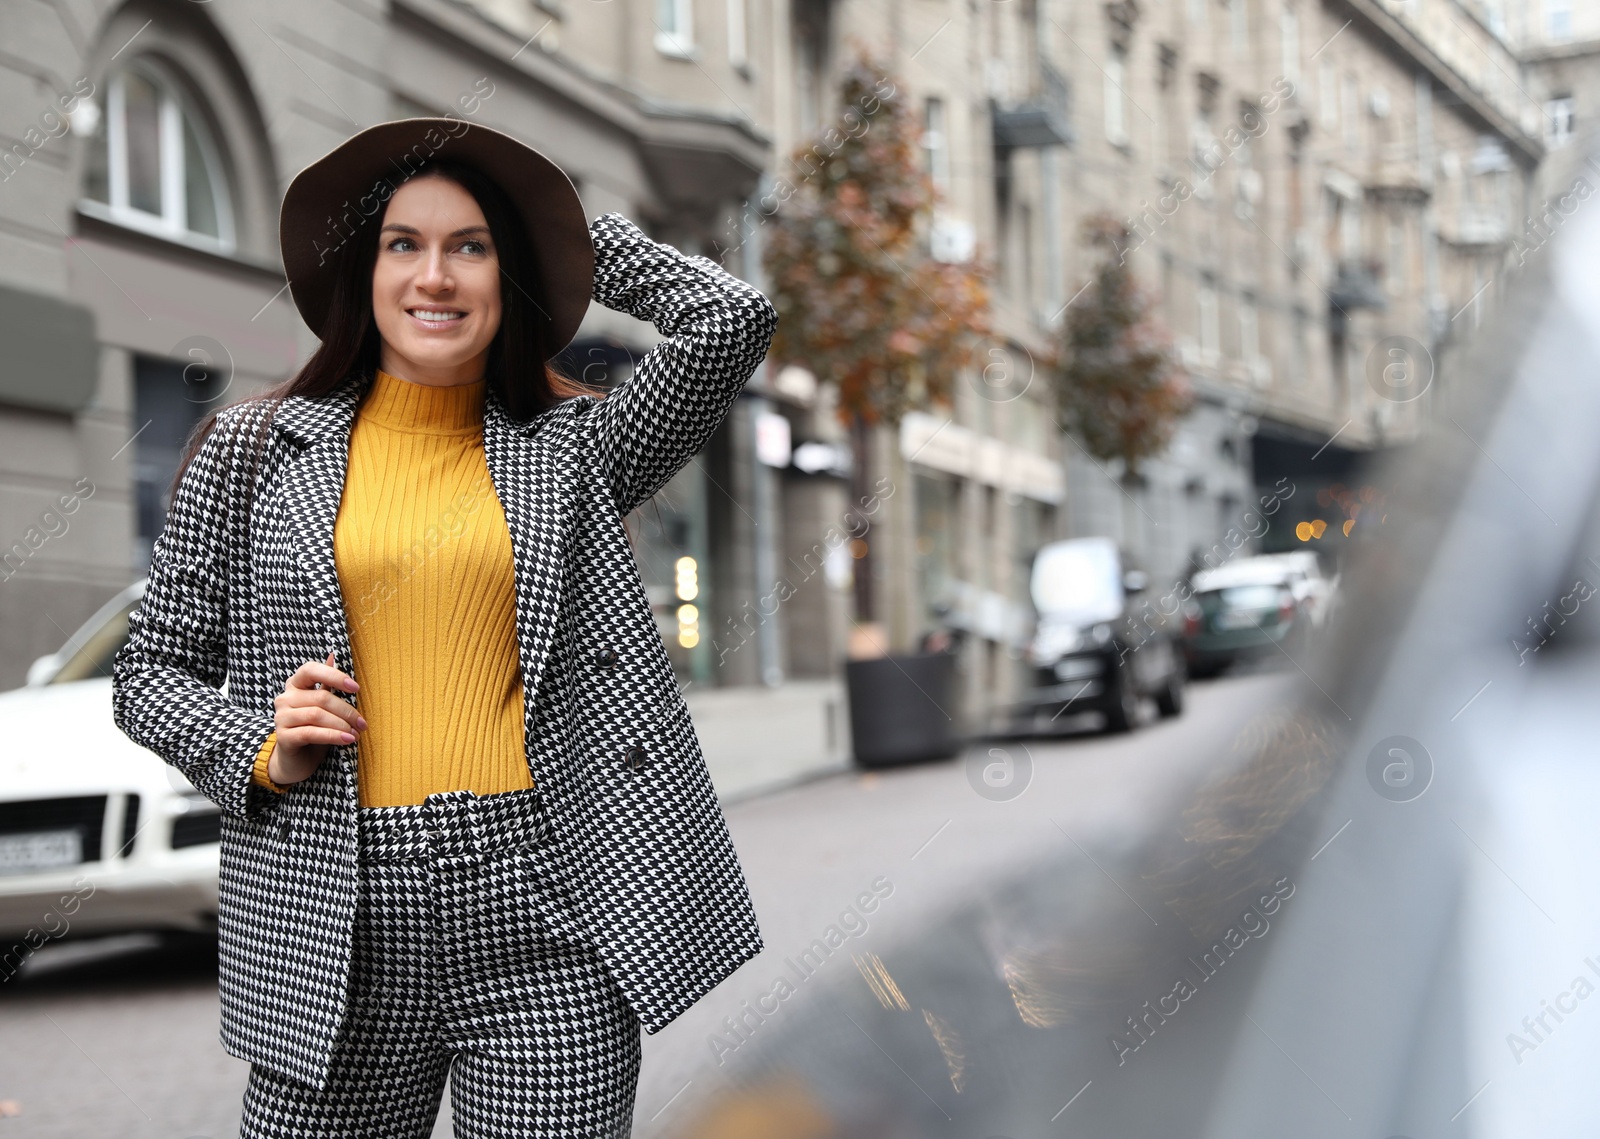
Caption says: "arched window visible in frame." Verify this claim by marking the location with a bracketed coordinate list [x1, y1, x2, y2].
[81, 60, 234, 251]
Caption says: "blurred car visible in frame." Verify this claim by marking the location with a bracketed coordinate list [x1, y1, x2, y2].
[0, 580, 223, 954]
[1181, 556, 1312, 677]
[1018, 536, 1185, 732]
[1251, 549, 1337, 626]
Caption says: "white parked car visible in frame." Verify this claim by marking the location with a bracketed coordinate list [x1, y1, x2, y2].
[0, 581, 222, 964]
[1192, 550, 1337, 627]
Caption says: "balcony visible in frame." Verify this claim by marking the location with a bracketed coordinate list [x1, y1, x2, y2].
[1329, 259, 1386, 337]
[1329, 260, 1387, 312]
[1448, 206, 1510, 248]
[991, 59, 1073, 151]
[1365, 158, 1431, 205]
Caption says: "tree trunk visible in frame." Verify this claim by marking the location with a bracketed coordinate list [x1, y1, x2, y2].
[849, 411, 875, 623]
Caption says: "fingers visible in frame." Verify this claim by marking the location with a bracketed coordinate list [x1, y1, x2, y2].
[274, 703, 362, 742]
[287, 653, 359, 694]
[274, 688, 365, 731]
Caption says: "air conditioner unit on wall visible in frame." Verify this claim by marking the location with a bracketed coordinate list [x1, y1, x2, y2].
[931, 214, 977, 263]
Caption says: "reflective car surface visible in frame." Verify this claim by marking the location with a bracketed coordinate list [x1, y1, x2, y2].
[656, 148, 1600, 1139]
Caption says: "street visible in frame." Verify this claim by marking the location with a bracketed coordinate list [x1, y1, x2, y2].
[0, 673, 1289, 1137]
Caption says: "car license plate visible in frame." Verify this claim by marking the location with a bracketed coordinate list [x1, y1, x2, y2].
[1055, 657, 1102, 681]
[1217, 611, 1263, 630]
[0, 830, 83, 877]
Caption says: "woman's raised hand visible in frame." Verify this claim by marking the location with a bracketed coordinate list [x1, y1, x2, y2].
[266, 651, 366, 787]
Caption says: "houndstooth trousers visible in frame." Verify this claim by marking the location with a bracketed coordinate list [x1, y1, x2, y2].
[239, 787, 642, 1137]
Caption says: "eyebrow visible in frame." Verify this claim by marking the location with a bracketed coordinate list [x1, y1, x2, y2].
[380, 223, 492, 238]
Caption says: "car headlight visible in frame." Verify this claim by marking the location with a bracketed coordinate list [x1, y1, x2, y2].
[1031, 622, 1083, 662]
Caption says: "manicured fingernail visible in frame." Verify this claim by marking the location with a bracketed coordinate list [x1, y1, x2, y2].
[340, 732, 356, 743]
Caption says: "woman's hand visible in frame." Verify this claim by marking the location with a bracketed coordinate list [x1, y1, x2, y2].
[267, 652, 366, 787]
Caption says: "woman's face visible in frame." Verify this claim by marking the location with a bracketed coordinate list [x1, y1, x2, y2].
[372, 173, 503, 386]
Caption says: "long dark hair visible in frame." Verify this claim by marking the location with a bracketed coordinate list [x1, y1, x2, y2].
[170, 158, 604, 501]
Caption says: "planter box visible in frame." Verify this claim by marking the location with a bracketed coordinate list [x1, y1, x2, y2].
[845, 651, 961, 767]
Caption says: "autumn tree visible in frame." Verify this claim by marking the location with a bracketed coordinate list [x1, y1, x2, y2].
[1054, 213, 1192, 477]
[763, 45, 993, 624]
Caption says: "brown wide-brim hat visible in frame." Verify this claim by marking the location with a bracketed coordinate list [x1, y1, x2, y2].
[279, 117, 592, 358]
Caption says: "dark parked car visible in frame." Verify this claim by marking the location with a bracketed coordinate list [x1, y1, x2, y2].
[1180, 557, 1312, 677]
[1017, 537, 1185, 733]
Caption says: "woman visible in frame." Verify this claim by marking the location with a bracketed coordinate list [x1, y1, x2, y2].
[111, 118, 776, 1137]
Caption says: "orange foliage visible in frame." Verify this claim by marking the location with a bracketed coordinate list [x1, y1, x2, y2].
[763, 45, 994, 427]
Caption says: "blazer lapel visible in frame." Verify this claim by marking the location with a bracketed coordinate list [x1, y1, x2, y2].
[271, 373, 368, 680]
[483, 384, 571, 716]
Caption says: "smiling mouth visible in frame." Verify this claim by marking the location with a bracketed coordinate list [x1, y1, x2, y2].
[408, 308, 467, 325]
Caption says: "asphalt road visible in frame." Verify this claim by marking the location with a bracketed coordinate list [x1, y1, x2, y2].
[0, 672, 1290, 1138]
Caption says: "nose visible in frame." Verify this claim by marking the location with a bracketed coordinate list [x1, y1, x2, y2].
[417, 245, 450, 292]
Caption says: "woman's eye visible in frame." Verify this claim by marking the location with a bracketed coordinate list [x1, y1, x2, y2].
[386, 237, 416, 253]
[460, 240, 488, 255]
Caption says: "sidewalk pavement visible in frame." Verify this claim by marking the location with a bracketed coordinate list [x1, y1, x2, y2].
[687, 678, 852, 802]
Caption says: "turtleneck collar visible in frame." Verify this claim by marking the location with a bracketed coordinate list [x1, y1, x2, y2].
[358, 369, 487, 436]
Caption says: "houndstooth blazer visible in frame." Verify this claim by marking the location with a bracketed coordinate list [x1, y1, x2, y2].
[111, 212, 776, 1089]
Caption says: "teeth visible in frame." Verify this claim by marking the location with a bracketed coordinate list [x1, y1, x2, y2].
[412, 310, 464, 322]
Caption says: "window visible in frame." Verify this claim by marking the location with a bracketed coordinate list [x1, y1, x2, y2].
[923, 96, 950, 191]
[1189, 0, 1207, 27]
[1338, 195, 1362, 259]
[1547, 96, 1575, 150]
[1318, 59, 1337, 130]
[1280, 4, 1300, 87]
[1198, 277, 1220, 359]
[1190, 112, 1219, 198]
[793, 3, 825, 135]
[656, 0, 694, 56]
[1239, 294, 1260, 362]
[1484, 0, 1506, 38]
[1548, 0, 1572, 40]
[1009, 392, 1051, 453]
[132, 353, 228, 572]
[1155, 45, 1177, 169]
[1416, 74, 1434, 164]
[1387, 221, 1406, 294]
[915, 474, 961, 628]
[1013, 498, 1056, 615]
[1292, 306, 1310, 383]
[81, 62, 233, 250]
[727, 0, 747, 70]
[1341, 73, 1360, 151]
[1105, 48, 1129, 146]
[1235, 103, 1261, 219]
[1231, 0, 1249, 56]
[1020, 202, 1034, 305]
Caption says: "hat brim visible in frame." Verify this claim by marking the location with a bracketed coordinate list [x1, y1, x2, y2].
[278, 117, 592, 358]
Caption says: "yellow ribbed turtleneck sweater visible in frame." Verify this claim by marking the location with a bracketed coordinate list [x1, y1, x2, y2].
[252, 368, 532, 807]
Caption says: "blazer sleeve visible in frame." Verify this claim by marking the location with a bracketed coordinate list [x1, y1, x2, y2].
[111, 403, 279, 821]
[584, 211, 779, 518]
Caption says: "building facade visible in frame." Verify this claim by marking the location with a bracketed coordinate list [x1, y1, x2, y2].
[732, 0, 1551, 729]
[0, 0, 785, 708]
[0, 0, 1572, 744]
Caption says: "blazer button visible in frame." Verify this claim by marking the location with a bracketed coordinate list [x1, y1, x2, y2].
[595, 647, 619, 669]
[278, 821, 292, 843]
[623, 744, 647, 771]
